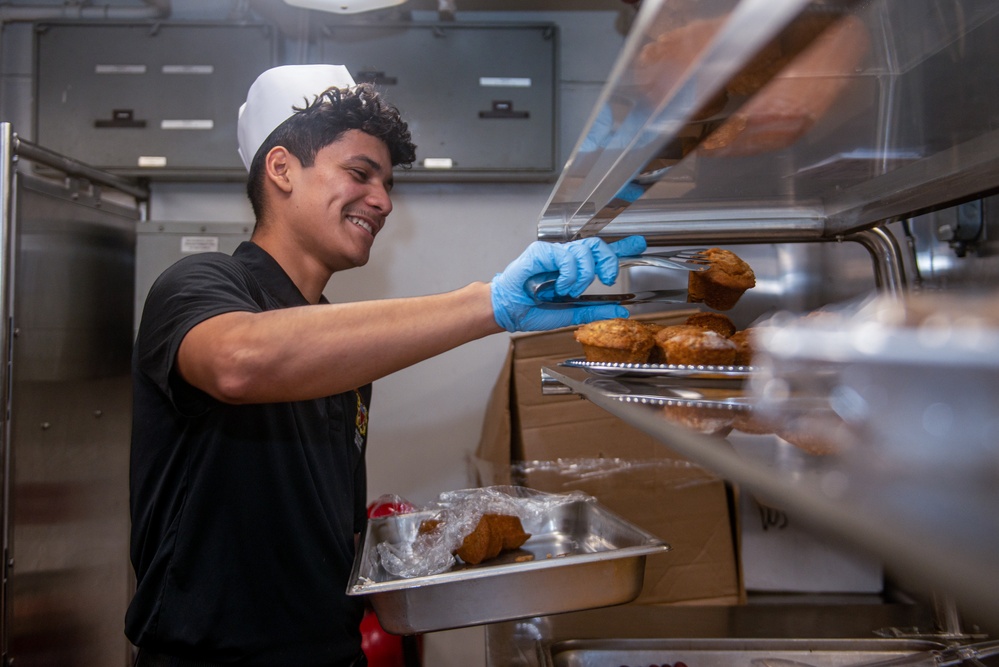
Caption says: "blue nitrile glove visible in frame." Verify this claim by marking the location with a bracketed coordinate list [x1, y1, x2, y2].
[491, 235, 648, 332]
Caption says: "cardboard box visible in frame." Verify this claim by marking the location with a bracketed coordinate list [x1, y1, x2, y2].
[474, 312, 745, 606]
[738, 485, 883, 594]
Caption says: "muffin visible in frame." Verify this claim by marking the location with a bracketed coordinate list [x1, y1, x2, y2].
[732, 410, 778, 436]
[650, 324, 700, 364]
[660, 403, 734, 437]
[685, 311, 737, 337]
[642, 322, 668, 363]
[729, 328, 756, 366]
[687, 248, 756, 310]
[776, 412, 850, 457]
[660, 328, 738, 366]
[574, 318, 655, 364]
[642, 321, 666, 337]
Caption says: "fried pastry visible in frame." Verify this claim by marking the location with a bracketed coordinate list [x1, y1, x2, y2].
[455, 514, 531, 566]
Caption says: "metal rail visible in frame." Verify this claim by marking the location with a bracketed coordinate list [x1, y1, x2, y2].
[9, 130, 150, 202]
[0, 117, 14, 667]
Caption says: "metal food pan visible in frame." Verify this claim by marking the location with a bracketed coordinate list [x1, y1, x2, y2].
[347, 499, 670, 635]
[547, 638, 949, 667]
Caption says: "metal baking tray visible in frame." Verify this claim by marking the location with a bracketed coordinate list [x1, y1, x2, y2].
[547, 638, 949, 667]
[561, 358, 754, 381]
[578, 375, 755, 409]
[347, 499, 670, 635]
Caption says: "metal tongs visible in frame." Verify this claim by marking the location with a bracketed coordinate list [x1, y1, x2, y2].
[528, 248, 710, 307]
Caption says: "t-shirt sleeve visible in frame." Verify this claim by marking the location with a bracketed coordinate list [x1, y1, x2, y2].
[134, 253, 263, 415]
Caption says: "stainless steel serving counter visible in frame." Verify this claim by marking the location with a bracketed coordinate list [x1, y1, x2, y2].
[485, 602, 947, 667]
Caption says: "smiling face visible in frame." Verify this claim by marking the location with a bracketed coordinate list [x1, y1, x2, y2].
[284, 129, 395, 274]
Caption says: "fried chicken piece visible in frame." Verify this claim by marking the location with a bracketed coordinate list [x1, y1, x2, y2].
[455, 514, 531, 565]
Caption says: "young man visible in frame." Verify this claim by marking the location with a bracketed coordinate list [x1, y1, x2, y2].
[126, 64, 645, 666]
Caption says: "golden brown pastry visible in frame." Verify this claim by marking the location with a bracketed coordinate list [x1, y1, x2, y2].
[685, 312, 737, 337]
[700, 14, 870, 157]
[661, 328, 738, 366]
[642, 321, 666, 337]
[650, 324, 700, 364]
[687, 248, 756, 311]
[660, 403, 734, 437]
[775, 412, 848, 457]
[455, 514, 531, 565]
[654, 324, 702, 342]
[732, 410, 777, 436]
[642, 322, 669, 363]
[652, 325, 699, 362]
[725, 40, 787, 97]
[636, 17, 728, 118]
[574, 318, 655, 364]
[729, 328, 756, 366]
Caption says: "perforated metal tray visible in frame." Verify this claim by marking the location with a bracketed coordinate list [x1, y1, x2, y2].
[561, 358, 754, 380]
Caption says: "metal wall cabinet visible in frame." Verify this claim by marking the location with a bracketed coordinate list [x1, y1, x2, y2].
[33, 22, 275, 180]
[1, 124, 145, 665]
[535, 0, 999, 638]
[320, 22, 559, 181]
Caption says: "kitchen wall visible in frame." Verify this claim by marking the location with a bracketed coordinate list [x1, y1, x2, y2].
[0, 0, 628, 508]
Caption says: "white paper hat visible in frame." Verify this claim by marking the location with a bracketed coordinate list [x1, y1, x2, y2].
[237, 64, 356, 171]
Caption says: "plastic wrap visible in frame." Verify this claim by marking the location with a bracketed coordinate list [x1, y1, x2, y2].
[374, 485, 592, 578]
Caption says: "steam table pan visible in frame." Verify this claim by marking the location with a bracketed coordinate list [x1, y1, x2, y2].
[548, 638, 951, 667]
[346, 499, 670, 635]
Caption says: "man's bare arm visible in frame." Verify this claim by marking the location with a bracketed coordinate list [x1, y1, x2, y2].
[177, 282, 500, 404]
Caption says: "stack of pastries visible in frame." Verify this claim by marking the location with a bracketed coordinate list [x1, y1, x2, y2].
[575, 312, 758, 367]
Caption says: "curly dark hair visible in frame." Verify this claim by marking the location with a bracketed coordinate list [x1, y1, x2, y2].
[246, 82, 417, 221]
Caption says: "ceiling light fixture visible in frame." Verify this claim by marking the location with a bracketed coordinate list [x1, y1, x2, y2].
[282, 0, 409, 15]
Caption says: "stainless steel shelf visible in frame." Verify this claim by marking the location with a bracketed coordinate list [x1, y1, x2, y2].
[541, 364, 999, 633]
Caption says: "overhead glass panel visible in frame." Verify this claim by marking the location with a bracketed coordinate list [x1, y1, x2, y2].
[539, 0, 999, 244]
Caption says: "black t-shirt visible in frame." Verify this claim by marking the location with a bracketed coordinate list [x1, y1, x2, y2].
[126, 242, 370, 666]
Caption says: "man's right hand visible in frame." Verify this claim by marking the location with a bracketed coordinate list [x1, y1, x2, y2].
[490, 235, 647, 332]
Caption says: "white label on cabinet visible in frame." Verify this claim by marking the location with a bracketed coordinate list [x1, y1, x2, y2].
[161, 120, 214, 130]
[95, 64, 147, 74]
[162, 65, 214, 75]
[479, 77, 531, 88]
[422, 158, 454, 169]
[181, 236, 220, 254]
[137, 156, 167, 168]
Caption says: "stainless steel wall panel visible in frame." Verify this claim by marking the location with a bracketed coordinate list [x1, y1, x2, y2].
[14, 179, 136, 381]
[2, 167, 138, 666]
